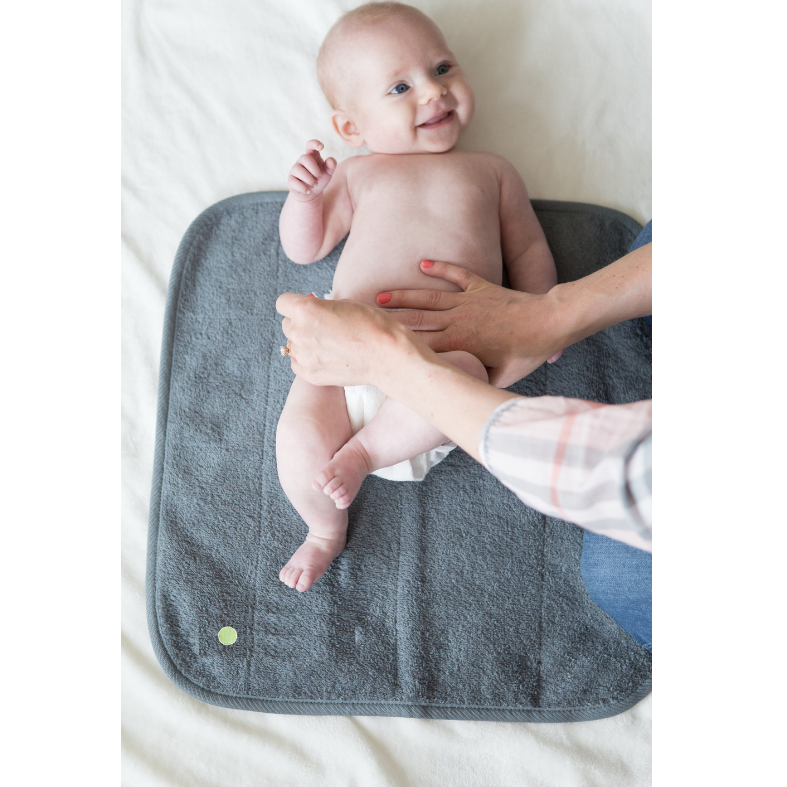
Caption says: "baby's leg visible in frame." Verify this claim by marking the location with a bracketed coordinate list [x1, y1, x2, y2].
[276, 377, 353, 592]
[314, 351, 488, 508]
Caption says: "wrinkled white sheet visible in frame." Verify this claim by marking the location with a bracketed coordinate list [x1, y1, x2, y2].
[122, 1, 652, 784]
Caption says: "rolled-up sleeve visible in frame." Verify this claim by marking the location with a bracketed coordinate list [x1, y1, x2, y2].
[479, 397, 652, 551]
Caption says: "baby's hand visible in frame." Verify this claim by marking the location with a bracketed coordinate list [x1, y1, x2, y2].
[288, 140, 337, 202]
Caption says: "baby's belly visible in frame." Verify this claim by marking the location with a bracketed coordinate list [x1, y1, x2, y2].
[330, 230, 503, 307]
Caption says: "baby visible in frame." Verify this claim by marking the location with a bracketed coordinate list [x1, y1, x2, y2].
[277, 2, 558, 592]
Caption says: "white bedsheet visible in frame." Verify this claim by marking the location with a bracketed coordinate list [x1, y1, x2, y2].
[122, 1, 652, 784]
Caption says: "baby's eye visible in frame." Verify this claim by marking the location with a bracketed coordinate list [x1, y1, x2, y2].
[390, 83, 409, 94]
[435, 64, 450, 76]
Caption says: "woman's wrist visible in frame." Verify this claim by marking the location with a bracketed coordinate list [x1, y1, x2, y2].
[506, 285, 577, 360]
[374, 323, 437, 394]
[545, 275, 630, 350]
[547, 244, 653, 348]
[546, 282, 589, 348]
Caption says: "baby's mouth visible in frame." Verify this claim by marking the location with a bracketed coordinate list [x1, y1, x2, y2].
[418, 109, 454, 129]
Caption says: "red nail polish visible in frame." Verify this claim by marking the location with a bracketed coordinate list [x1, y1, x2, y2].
[377, 293, 392, 304]
[308, 293, 316, 297]
[421, 260, 434, 268]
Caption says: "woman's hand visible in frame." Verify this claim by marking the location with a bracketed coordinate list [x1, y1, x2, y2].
[275, 292, 517, 462]
[275, 292, 421, 388]
[376, 261, 566, 387]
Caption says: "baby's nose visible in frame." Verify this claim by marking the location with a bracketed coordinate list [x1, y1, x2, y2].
[418, 79, 446, 104]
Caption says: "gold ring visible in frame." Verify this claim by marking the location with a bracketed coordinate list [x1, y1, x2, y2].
[279, 340, 292, 357]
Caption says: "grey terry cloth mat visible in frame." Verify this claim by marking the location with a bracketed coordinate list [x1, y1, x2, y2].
[147, 192, 652, 722]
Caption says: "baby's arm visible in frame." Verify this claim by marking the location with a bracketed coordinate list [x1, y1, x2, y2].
[279, 140, 353, 264]
[497, 158, 557, 295]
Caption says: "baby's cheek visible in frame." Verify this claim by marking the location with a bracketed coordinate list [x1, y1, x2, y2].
[457, 85, 475, 125]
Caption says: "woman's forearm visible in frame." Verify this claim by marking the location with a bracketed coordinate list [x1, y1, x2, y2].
[374, 244, 651, 387]
[376, 244, 651, 454]
[376, 337, 518, 461]
[550, 243, 652, 348]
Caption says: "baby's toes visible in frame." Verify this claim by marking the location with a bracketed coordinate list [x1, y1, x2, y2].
[295, 571, 316, 592]
[311, 471, 329, 491]
[321, 476, 344, 497]
[313, 468, 340, 493]
[334, 492, 352, 510]
[283, 566, 302, 589]
[329, 482, 348, 502]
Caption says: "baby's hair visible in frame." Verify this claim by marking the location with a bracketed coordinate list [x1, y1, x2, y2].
[317, 2, 432, 109]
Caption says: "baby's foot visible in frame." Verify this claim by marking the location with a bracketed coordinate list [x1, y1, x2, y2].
[279, 532, 346, 592]
[312, 439, 372, 510]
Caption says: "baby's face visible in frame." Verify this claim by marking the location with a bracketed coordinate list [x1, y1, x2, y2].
[334, 14, 474, 154]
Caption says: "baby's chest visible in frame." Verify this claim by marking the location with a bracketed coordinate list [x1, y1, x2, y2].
[350, 160, 500, 231]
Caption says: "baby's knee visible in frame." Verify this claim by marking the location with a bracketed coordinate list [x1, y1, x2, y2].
[276, 411, 350, 469]
[278, 413, 331, 450]
[440, 350, 488, 382]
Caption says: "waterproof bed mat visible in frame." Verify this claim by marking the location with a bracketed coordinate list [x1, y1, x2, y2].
[147, 192, 652, 721]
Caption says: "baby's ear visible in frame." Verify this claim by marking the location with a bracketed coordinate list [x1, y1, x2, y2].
[331, 111, 365, 148]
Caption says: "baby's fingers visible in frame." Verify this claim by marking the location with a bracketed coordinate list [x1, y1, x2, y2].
[288, 173, 314, 195]
[305, 140, 328, 170]
[296, 154, 322, 181]
[292, 160, 323, 187]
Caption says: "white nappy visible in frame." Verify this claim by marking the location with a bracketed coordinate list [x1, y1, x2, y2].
[343, 384, 456, 481]
[322, 289, 455, 481]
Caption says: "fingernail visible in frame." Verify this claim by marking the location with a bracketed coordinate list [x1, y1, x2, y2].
[421, 260, 434, 268]
[377, 293, 392, 304]
[309, 293, 317, 297]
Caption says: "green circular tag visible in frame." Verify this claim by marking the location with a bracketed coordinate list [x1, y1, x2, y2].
[218, 626, 238, 645]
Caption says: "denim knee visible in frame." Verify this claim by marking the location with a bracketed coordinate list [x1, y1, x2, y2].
[580, 530, 652, 651]
[630, 220, 652, 252]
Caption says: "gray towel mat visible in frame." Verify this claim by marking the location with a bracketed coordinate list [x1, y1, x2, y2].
[147, 191, 652, 722]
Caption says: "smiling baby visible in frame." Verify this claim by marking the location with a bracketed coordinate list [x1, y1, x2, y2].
[277, 2, 558, 592]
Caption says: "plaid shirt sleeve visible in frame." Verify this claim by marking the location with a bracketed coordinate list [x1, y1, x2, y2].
[479, 396, 652, 551]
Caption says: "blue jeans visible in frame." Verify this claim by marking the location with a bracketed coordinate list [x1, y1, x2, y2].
[581, 533, 652, 649]
[580, 220, 652, 650]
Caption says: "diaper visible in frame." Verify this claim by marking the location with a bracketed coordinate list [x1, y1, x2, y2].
[322, 290, 456, 481]
[343, 384, 456, 481]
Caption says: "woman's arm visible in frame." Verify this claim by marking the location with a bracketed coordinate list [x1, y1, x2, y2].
[276, 294, 652, 547]
[376, 345, 518, 462]
[375, 243, 652, 386]
[276, 294, 515, 460]
[481, 396, 652, 551]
